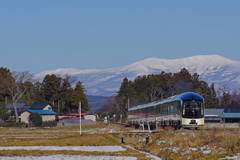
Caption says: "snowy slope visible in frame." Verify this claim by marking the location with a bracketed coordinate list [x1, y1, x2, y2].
[34, 55, 240, 96]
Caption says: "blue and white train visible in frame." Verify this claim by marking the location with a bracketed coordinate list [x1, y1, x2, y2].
[127, 92, 204, 129]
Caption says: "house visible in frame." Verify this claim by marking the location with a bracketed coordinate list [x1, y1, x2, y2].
[206, 106, 240, 123]
[204, 109, 224, 123]
[21, 109, 57, 123]
[61, 113, 89, 119]
[217, 105, 240, 113]
[221, 113, 240, 123]
[84, 115, 96, 122]
[30, 103, 53, 111]
[6, 102, 30, 117]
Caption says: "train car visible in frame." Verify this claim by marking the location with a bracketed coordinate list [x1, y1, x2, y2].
[127, 92, 204, 129]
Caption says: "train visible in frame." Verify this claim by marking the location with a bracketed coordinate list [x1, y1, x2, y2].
[127, 92, 204, 129]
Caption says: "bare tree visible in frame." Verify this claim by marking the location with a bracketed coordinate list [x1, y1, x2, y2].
[216, 85, 230, 106]
[2, 71, 33, 122]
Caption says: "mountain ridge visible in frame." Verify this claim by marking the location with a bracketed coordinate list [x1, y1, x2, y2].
[34, 55, 240, 96]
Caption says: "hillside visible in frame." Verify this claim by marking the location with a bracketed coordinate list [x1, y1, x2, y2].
[35, 55, 240, 97]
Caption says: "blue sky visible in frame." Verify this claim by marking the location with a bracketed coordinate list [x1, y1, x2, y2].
[0, 1, 239, 74]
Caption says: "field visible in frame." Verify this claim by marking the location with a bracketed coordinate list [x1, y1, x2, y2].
[0, 123, 240, 160]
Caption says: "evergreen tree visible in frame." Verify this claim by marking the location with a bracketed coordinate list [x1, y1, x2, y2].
[209, 83, 219, 107]
[59, 76, 74, 114]
[42, 74, 62, 111]
[0, 67, 12, 106]
[31, 82, 45, 103]
[133, 76, 148, 104]
[70, 81, 90, 113]
[117, 77, 135, 109]
[172, 68, 193, 95]
[0, 105, 10, 121]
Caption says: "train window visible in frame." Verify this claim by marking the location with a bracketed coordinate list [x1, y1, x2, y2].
[149, 105, 154, 114]
[163, 104, 167, 114]
[182, 101, 204, 118]
[156, 104, 160, 114]
[169, 102, 174, 113]
[172, 102, 177, 114]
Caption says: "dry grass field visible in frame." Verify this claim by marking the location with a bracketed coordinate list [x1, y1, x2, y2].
[0, 123, 239, 160]
[0, 124, 148, 159]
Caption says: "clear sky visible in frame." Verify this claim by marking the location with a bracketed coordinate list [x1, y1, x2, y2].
[0, 1, 239, 74]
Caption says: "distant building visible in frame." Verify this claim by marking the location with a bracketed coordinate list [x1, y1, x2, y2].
[30, 103, 53, 111]
[217, 105, 240, 113]
[221, 113, 240, 123]
[205, 105, 240, 123]
[61, 113, 89, 119]
[84, 115, 96, 122]
[204, 109, 224, 123]
[6, 102, 30, 117]
[21, 109, 57, 123]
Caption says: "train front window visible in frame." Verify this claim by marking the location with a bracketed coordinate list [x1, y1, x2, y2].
[182, 101, 203, 118]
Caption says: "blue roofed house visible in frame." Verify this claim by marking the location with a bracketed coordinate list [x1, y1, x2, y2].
[221, 112, 240, 123]
[21, 109, 57, 123]
[217, 105, 240, 122]
[20, 103, 57, 123]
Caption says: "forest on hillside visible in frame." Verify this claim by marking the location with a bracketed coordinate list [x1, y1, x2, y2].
[101, 68, 240, 120]
[0, 67, 240, 122]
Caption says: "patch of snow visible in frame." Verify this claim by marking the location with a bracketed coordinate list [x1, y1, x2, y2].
[0, 155, 137, 160]
[0, 146, 126, 152]
[125, 145, 162, 160]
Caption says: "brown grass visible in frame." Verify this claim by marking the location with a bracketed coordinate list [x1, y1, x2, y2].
[0, 124, 240, 160]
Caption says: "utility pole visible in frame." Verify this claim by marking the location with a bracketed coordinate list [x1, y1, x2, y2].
[79, 102, 82, 135]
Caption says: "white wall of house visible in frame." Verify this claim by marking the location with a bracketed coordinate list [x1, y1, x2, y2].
[41, 115, 55, 121]
[21, 111, 30, 123]
[21, 111, 56, 123]
[43, 105, 52, 111]
[84, 115, 96, 122]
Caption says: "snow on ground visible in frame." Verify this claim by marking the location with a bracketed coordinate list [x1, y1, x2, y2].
[125, 145, 162, 160]
[0, 155, 137, 160]
[0, 145, 145, 160]
[0, 146, 125, 152]
[0, 145, 239, 159]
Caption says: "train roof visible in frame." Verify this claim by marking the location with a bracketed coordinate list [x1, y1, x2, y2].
[128, 92, 204, 111]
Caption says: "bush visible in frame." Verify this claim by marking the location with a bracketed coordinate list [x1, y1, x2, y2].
[41, 121, 57, 127]
[0, 105, 10, 121]
[29, 112, 42, 126]
[0, 122, 26, 127]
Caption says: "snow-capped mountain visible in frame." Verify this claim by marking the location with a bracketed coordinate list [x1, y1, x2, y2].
[34, 55, 240, 96]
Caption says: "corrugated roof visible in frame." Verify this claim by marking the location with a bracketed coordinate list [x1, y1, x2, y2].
[30, 103, 50, 110]
[221, 113, 240, 118]
[6, 102, 28, 109]
[217, 105, 240, 113]
[27, 109, 57, 115]
[205, 109, 224, 117]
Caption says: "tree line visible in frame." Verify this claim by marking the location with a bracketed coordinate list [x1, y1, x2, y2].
[0, 67, 90, 122]
[1, 66, 240, 122]
[101, 68, 240, 120]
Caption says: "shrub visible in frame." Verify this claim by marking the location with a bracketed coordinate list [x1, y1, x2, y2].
[0, 122, 26, 127]
[41, 121, 57, 127]
[0, 105, 10, 121]
[29, 112, 42, 126]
